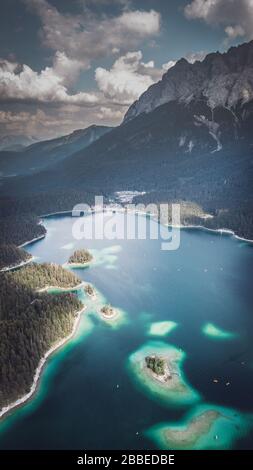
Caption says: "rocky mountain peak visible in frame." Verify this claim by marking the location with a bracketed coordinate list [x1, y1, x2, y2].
[123, 40, 253, 123]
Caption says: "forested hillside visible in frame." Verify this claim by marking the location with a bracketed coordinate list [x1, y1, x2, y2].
[0, 244, 31, 271]
[0, 265, 83, 409]
[10, 263, 82, 290]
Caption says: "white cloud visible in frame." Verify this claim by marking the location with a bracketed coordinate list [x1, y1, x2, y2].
[96, 106, 125, 121]
[162, 51, 206, 72]
[185, 50, 207, 63]
[24, 0, 160, 66]
[0, 0, 161, 139]
[184, 0, 253, 40]
[95, 51, 163, 105]
[118, 10, 160, 36]
[225, 25, 245, 39]
[0, 52, 98, 105]
[162, 60, 177, 71]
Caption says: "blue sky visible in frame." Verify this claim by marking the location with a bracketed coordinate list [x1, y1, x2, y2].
[0, 0, 252, 141]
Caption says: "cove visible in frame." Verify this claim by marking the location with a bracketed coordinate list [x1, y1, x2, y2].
[0, 212, 253, 450]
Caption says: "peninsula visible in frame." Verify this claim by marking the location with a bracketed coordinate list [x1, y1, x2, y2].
[0, 263, 85, 416]
[0, 244, 32, 271]
[9, 262, 82, 290]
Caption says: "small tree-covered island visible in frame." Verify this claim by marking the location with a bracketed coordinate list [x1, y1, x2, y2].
[128, 342, 200, 406]
[84, 284, 96, 299]
[145, 355, 171, 382]
[68, 249, 93, 267]
[100, 304, 118, 319]
[0, 263, 85, 417]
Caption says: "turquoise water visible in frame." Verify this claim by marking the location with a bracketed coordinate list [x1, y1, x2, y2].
[0, 212, 253, 449]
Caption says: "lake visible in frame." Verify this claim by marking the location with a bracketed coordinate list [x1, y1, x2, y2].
[0, 212, 253, 449]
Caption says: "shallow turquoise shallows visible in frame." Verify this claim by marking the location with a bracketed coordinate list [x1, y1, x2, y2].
[0, 212, 253, 450]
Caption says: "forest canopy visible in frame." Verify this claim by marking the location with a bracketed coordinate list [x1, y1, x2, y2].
[0, 264, 83, 409]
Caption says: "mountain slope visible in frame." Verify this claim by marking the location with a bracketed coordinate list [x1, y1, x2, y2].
[124, 40, 253, 122]
[3, 96, 253, 205]
[0, 125, 112, 177]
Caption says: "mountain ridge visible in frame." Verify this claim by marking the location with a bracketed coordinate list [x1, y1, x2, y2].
[0, 124, 112, 177]
[124, 40, 253, 122]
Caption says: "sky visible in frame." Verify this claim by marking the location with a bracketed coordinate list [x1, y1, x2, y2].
[0, 0, 252, 142]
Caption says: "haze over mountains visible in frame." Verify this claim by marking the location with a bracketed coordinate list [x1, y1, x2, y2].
[0, 125, 111, 177]
[0, 40, 253, 236]
[0, 135, 37, 152]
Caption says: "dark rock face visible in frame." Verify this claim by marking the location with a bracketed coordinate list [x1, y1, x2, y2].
[124, 41, 253, 123]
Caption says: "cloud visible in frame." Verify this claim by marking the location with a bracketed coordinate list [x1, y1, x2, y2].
[0, 102, 126, 141]
[23, 0, 160, 65]
[95, 51, 163, 105]
[162, 60, 177, 71]
[225, 25, 245, 39]
[0, 109, 74, 138]
[162, 50, 206, 72]
[118, 10, 160, 35]
[185, 50, 207, 63]
[96, 106, 125, 121]
[0, 52, 98, 105]
[0, 0, 161, 139]
[184, 0, 253, 41]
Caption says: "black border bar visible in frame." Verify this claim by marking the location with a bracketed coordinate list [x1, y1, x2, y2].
[0, 450, 252, 466]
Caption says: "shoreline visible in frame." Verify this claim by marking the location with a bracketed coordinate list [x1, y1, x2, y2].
[38, 208, 253, 245]
[64, 262, 91, 269]
[37, 281, 85, 293]
[100, 309, 118, 321]
[0, 306, 86, 421]
[19, 234, 46, 248]
[169, 223, 253, 245]
[40, 210, 73, 218]
[0, 255, 34, 273]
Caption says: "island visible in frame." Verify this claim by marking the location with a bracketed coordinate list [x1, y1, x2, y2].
[84, 284, 96, 299]
[145, 355, 171, 382]
[0, 263, 85, 416]
[100, 304, 118, 319]
[146, 404, 252, 450]
[88, 292, 127, 329]
[127, 341, 200, 406]
[68, 249, 93, 267]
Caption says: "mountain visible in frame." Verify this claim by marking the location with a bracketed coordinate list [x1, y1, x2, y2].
[0, 135, 37, 152]
[1, 41, 253, 238]
[0, 125, 112, 177]
[124, 40, 253, 122]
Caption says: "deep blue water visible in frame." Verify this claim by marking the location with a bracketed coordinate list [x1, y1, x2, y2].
[0, 213, 253, 449]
